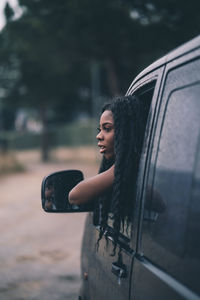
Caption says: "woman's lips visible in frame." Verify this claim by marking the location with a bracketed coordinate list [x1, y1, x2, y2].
[98, 144, 106, 153]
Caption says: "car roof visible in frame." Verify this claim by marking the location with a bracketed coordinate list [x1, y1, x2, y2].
[127, 35, 200, 93]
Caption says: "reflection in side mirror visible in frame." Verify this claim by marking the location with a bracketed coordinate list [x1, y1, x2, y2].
[41, 170, 93, 213]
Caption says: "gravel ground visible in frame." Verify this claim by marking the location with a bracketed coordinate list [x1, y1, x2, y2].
[0, 149, 98, 300]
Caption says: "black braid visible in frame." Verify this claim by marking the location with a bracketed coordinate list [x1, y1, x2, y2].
[95, 156, 114, 250]
[95, 95, 145, 251]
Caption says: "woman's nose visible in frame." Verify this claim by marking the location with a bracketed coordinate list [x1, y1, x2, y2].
[96, 131, 103, 140]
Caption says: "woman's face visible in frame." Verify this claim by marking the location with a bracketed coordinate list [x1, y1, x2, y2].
[96, 110, 114, 160]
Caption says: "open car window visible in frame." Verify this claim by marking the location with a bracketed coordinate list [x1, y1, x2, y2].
[107, 81, 156, 239]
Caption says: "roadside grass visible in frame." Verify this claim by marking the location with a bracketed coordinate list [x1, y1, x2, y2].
[0, 152, 25, 176]
[15, 146, 101, 165]
[51, 146, 100, 164]
[0, 146, 100, 177]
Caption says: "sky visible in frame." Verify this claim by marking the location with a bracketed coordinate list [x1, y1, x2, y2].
[0, 0, 20, 31]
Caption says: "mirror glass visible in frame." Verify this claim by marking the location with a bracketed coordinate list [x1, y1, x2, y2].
[41, 170, 93, 213]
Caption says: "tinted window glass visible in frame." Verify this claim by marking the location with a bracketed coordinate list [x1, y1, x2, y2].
[142, 82, 200, 293]
[149, 85, 200, 256]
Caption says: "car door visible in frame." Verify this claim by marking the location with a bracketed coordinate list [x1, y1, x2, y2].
[131, 48, 200, 299]
[80, 68, 164, 300]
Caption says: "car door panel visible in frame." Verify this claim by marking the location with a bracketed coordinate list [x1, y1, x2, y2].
[131, 258, 199, 300]
[131, 50, 200, 299]
[80, 213, 133, 300]
[79, 67, 166, 300]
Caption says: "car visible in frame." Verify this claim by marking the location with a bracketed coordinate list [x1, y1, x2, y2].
[41, 35, 200, 300]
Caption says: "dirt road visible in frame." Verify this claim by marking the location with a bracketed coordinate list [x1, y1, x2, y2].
[0, 150, 98, 300]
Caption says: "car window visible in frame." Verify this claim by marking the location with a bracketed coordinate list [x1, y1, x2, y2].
[107, 83, 155, 239]
[147, 84, 200, 253]
[142, 81, 200, 293]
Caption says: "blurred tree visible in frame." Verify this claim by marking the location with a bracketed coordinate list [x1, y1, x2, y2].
[1, 0, 199, 160]
[4, 2, 15, 22]
[0, 3, 18, 152]
[1, 0, 141, 160]
[1, 1, 84, 160]
[128, 0, 200, 49]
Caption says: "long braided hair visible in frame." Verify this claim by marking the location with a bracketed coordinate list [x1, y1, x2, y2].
[96, 95, 145, 250]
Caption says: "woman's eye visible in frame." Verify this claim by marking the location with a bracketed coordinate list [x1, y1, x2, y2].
[105, 127, 111, 132]
[97, 127, 101, 133]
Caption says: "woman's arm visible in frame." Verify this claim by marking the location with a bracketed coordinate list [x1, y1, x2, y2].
[69, 165, 114, 205]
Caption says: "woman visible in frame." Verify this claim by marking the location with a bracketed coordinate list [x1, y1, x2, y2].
[69, 95, 145, 244]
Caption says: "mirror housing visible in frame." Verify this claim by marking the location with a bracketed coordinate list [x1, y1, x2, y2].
[41, 170, 94, 213]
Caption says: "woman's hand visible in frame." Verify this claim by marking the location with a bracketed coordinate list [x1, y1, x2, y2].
[69, 165, 114, 205]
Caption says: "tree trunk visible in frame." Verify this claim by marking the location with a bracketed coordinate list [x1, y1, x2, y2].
[40, 105, 50, 162]
[105, 59, 120, 96]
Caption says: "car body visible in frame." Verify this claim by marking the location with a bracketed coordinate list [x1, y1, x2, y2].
[42, 35, 200, 300]
[79, 35, 200, 300]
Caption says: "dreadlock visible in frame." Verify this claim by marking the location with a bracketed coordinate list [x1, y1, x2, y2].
[96, 95, 145, 252]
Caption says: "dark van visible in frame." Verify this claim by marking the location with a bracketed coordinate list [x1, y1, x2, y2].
[41, 35, 200, 300]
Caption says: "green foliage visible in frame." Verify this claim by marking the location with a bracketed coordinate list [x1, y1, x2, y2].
[4, 3, 14, 22]
[54, 121, 96, 147]
[0, 120, 95, 150]
[0, 152, 25, 175]
[0, 0, 199, 159]
[2, 0, 199, 112]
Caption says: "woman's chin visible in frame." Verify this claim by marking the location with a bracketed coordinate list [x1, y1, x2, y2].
[104, 153, 114, 161]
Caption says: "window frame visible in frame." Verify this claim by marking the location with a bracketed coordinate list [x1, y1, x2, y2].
[137, 54, 200, 255]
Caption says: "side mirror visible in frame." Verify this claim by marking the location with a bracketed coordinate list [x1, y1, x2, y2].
[41, 170, 93, 213]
